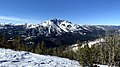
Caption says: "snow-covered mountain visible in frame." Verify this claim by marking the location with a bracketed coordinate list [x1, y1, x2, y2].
[0, 18, 106, 47]
[0, 18, 105, 36]
[0, 48, 81, 67]
[26, 18, 105, 36]
[26, 18, 84, 36]
[41, 19, 82, 33]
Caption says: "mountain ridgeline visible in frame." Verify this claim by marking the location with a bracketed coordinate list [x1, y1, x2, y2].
[1, 19, 118, 47]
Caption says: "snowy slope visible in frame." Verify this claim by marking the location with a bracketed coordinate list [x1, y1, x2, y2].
[0, 48, 81, 67]
[70, 38, 105, 52]
[81, 38, 105, 48]
[97, 65, 108, 67]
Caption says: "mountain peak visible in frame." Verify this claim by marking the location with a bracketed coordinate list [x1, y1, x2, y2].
[49, 18, 65, 24]
[51, 18, 58, 21]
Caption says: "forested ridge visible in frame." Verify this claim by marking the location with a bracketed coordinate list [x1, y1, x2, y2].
[0, 34, 120, 67]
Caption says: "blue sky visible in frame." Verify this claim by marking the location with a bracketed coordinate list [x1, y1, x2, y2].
[0, 0, 120, 25]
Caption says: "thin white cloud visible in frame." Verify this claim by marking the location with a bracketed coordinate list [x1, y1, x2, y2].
[0, 16, 40, 24]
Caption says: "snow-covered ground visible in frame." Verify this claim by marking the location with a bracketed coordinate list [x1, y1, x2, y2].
[70, 38, 105, 52]
[0, 48, 81, 67]
[97, 65, 108, 67]
[82, 38, 105, 48]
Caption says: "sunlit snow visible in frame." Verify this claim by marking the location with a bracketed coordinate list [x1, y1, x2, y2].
[0, 48, 81, 67]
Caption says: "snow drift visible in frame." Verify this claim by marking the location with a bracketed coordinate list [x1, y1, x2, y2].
[0, 48, 81, 67]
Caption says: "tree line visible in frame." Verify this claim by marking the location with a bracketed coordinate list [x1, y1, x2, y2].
[77, 35, 120, 67]
[0, 34, 120, 67]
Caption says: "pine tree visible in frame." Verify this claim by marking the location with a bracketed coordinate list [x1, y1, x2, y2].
[35, 42, 42, 54]
[77, 43, 92, 67]
[0, 34, 6, 48]
[0, 34, 3, 47]
[13, 35, 21, 50]
[35, 41, 45, 54]
[40, 41, 46, 54]
[99, 42, 106, 64]
[21, 42, 26, 51]
[78, 47, 86, 67]
[76, 40, 82, 46]
[105, 35, 117, 66]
